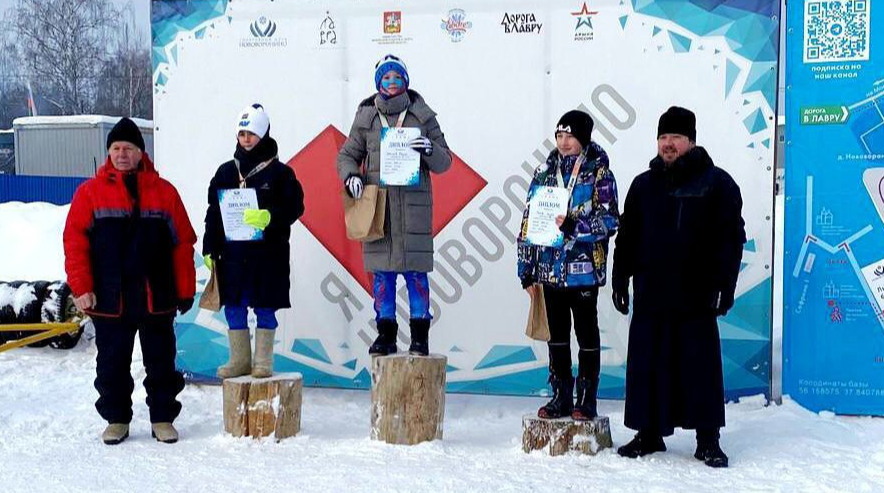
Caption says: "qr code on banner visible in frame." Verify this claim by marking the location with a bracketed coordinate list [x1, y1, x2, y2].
[804, 0, 870, 63]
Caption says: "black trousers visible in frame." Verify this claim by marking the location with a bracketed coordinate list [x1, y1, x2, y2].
[543, 285, 600, 376]
[93, 313, 184, 424]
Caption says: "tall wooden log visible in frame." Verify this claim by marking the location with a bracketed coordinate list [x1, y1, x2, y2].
[222, 373, 303, 441]
[522, 414, 613, 456]
[370, 353, 447, 445]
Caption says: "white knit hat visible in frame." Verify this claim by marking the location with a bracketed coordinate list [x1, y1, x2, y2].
[236, 103, 270, 138]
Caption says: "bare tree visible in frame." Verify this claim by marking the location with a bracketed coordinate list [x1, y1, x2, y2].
[95, 4, 153, 119]
[4, 0, 119, 115]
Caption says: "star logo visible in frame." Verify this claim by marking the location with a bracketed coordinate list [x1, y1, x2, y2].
[571, 2, 598, 32]
[288, 125, 487, 294]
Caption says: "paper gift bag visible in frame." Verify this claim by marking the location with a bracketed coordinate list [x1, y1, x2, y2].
[198, 264, 221, 312]
[525, 284, 550, 341]
[343, 185, 387, 242]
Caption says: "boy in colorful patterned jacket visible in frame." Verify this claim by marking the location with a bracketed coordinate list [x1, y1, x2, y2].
[517, 110, 620, 420]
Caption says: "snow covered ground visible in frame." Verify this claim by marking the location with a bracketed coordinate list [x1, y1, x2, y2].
[3, 344, 884, 493]
[2, 200, 884, 492]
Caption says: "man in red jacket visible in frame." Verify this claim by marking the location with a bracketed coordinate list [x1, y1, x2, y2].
[64, 118, 196, 445]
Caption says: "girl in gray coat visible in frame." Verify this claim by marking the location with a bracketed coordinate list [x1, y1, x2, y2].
[336, 54, 452, 356]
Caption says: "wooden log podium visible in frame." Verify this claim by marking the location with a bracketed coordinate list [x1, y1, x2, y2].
[522, 415, 613, 456]
[370, 353, 447, 445]
[222, 373, 303, 441]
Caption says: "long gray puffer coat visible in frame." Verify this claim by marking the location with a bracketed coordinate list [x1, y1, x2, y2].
[336, 90, 452, 272]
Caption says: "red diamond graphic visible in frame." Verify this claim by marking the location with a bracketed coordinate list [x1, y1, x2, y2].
[287, 125, 487, 294]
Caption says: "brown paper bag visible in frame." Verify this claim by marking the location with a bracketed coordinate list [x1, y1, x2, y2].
[525, 284, 550, 341]
[198, 265, 221, 312]
[343, 185, 387, 242]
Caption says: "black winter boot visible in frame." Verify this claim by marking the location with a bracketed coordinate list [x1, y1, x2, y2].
[572, 349, 600, 421]
[695, 429, 728, 468]
[408, 318, 430, 356]
[538, 372, 574, 419]
[369, 318, 398, 355]
[617, 431, 667, 458]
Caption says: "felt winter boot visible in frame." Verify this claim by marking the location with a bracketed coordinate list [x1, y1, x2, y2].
[217, 329, 251, 379]
[151, 422, 179, 444]
[572, 349, 600, 421]
[695, 429, 729, 468]
[369, 318, 398, 355]
[251, 328, 275, 378]
[408, 318, 430, 356]
[617, 431, 667, 458]
[101, 423, 129, 445]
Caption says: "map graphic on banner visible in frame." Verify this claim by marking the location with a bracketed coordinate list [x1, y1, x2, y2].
[152, 0, 778, 399]
[785, 0, 884, 415]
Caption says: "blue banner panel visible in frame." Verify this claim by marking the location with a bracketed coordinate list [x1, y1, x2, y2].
[785, 0, 884, 415]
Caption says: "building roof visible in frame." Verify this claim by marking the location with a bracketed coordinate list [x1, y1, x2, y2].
[12, 115, 153, 129]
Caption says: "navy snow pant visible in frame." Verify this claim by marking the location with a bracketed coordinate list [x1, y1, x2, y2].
[93, 313, 185, 424]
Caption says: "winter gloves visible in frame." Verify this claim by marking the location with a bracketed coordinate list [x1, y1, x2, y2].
[178, 297, 194, 315]
[408, 136, 434, 156]
[612, 278, 630, 315]
[558, 215, 577, 237]
[203, 254, 214, 270]
[345, 175, 364, 199]
[243, 208, 271, 230]
[713, 289, 735, 317]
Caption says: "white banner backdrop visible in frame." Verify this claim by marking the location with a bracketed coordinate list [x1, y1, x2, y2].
[152, 0, 777, 397]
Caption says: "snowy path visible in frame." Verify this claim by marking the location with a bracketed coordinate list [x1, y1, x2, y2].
[2, 343, 883, 493]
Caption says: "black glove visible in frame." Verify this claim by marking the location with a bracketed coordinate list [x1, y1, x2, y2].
[520, 275, 536, 290]
[713, 290, 735, 317]
[558, 215, 577, 237]
[612, 289, 630, 315]
[177, 298, 194, 315]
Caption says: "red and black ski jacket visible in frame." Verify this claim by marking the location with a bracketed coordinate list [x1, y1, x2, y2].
[63, 154, 196, 317]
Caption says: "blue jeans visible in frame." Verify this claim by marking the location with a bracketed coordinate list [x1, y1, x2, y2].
[224, 303, 278, 330]
[373, 271, 431, 321]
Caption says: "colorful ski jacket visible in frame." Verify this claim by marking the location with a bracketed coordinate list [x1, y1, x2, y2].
[517, 142, 620, 288]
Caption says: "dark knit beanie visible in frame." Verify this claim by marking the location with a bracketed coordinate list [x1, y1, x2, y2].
[555, 110, 594, 148]
[107, 117, 145, 151]
[657, 106, 696, 141]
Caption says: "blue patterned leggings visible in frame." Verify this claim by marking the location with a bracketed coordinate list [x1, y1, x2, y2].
[372, 271, 431, 321]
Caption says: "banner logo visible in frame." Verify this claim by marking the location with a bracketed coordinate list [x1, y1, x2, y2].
[384, 11, 402, 34]
[374, 11, 412, 45]
[320, 12, 337, 45]
[250, 16, 277, 38]
[442, 9, 472, 42]
[241, 16, 287, 48]
[500, 12, 542, 34]
[572, 2, 598, 42]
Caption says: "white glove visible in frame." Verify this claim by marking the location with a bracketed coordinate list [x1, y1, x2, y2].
[345, 175, 364, 199]
[408, 136, 434, 156]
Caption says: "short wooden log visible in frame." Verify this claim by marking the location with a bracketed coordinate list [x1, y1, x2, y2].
[222, 373, 303, 441]
[370, 353, 447, 445]
[522, 414, 613, 456]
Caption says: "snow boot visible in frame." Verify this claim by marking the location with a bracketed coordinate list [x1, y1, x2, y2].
[537, 372, 574, 419]
[369, 318, 398, 355]
[572, 349, 600, 421]
[151, 422, 179, 444]
[695, 430, 728, 468]
[217, 329, 251, 379]
[617, 431, 667, 458]
[408, 318, 430, 356]
[251, 328, 275, 378]
[101, 423, 129, 445]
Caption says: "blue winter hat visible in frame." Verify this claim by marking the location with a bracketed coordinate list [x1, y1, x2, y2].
[374, 54, 409, 92]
